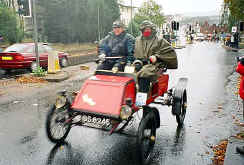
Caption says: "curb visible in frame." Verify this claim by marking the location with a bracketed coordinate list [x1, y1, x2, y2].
[44, 71, 70, 82]
[224, 137, 244, 165]
[221, 44, 244, 52]
[67, 53, 96, 66]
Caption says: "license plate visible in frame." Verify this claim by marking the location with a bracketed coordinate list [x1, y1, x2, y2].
[124, 65, 135, 73]
[81, 115, 111, 128]
[136, 92, 148, 106]
[2, 56, 13, 60]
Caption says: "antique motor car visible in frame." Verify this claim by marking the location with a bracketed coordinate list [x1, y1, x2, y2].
[0, 43, 69, 73]
[45, 56, 187, 164]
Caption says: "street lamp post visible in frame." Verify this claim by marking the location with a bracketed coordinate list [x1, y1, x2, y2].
[98, 5, 101, 41]
[32, 0, 39, 69]
[130, 0, 133, 34]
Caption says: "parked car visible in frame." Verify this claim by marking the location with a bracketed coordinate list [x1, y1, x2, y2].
[194, 33, 205, 41]
[0, 43, 69, 73]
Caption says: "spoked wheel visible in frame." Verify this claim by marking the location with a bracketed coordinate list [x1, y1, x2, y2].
[31, 62, 37, 72]
[137, 112, 156, 165]
[46, 104, 71, 143]
[176, 91, 187, 126]
[60, 58, 68, 68]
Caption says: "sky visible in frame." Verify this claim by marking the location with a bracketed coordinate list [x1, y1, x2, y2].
[125, 0, 224, 16]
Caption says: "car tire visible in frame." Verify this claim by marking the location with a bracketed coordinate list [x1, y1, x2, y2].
[60, 58, 68, 68]
[31, 62, 37, 72]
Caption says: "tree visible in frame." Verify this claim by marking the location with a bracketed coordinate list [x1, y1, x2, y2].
[134, 0, 164, 28]
[0, 4, 24, 44]
[127, 20, 140, 37]
[225, 0, 244, 21]
[37, 0, 120, 43]
[129, 0, 165, 37]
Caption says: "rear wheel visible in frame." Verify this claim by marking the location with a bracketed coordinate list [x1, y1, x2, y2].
[176, 92, 187, 126]
[137, 112, 156, 165]
[46, 104, 71, 143]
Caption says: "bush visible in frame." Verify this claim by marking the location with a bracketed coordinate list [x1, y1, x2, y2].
[0, 5, 24, 44]
[32, 66, 46, 77]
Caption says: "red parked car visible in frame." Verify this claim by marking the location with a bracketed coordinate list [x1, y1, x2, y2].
[0, 43, 69, 73]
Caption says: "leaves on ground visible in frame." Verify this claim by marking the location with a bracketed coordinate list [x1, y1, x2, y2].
[212, 139, 228, 165]
[16, 76, 48, 84]
[233, 132, 244, 140]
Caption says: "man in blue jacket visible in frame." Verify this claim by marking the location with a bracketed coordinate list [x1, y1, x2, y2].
[97, 21, 135, 71]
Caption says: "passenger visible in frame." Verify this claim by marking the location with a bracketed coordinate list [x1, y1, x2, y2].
[134, 20, 178, 94]
[97, 20, 135, 71]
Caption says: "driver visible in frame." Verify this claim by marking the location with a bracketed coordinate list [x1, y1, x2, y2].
[97, 20, 135, 71]
[134, 20, 178, 93]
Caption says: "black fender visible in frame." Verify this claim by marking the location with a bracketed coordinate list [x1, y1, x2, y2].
[172, 78, 188, 116]
[142, 106, 160, 128]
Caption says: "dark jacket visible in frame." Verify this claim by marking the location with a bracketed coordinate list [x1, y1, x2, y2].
[99, 31, 135, 63]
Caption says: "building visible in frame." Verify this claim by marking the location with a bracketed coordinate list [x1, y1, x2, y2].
[1, 0, 33, 32]
[118, 0, 138, 26]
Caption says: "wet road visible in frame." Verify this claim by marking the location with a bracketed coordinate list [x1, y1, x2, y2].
[0, 41, 242, 165]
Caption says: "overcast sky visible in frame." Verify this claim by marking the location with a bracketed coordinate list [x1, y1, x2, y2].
[128, 0, 223, 15]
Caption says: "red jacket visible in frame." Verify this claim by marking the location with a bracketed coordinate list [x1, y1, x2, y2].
[236, 62, 244, 99]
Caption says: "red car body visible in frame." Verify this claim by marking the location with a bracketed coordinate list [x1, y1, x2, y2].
[0, 43, 68, 70]
[71, 72, 169, 119]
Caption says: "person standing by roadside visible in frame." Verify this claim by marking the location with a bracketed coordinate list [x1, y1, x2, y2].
[233, 32, 240, 49]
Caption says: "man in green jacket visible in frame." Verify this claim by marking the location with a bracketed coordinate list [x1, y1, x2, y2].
[134, 20, 178, 93]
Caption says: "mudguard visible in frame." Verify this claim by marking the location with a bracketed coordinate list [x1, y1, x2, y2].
[143, 106, 160, 128]
[172, 78, 188, 116]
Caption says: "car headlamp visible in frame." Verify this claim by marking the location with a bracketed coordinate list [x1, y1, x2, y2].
[55, 95, 67, 109]
[120, 105, 132, 120]
[112, 66, 119, 73]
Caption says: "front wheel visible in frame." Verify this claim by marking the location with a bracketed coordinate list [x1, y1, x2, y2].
[137, 112, 157, 165]
[46, 104, 71, 143]
[60, 58, 68, 67]
[31, 62, 37, 72]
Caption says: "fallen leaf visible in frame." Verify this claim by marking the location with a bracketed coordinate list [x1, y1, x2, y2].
[16, 76, 47, 84]
[217, 106, 222, 109]
[212, 139, 228, 165]
[80, 65, 90, 70]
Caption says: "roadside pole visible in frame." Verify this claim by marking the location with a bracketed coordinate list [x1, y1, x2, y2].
[32, 0, 39, 69]
[130, 0, 133, 34]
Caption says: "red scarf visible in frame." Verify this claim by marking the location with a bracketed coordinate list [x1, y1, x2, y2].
[143, 31, 151, 37]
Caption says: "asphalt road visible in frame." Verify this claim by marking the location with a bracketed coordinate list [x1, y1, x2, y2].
[0, 41, 243, 165]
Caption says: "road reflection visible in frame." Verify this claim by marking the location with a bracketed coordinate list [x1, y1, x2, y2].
[171, 126, 186, 155]
[46, 141, 83, 165]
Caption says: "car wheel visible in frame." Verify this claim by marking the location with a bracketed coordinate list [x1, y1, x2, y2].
[60, 58, 68, 68]
[31, 62, 37, 72]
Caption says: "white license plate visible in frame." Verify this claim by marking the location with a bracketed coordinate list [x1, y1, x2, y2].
[136, 92, 148, 106]
[124, 65, 135, 73]
[81, 115, 111, 127]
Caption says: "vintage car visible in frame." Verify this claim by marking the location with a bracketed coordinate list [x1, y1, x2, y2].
[0, 43, 69, 73]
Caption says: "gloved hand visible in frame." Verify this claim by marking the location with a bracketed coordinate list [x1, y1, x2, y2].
[149, 55, 157, 64]
[135, 63, 142, 72]
[98, 53, 106, 59]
